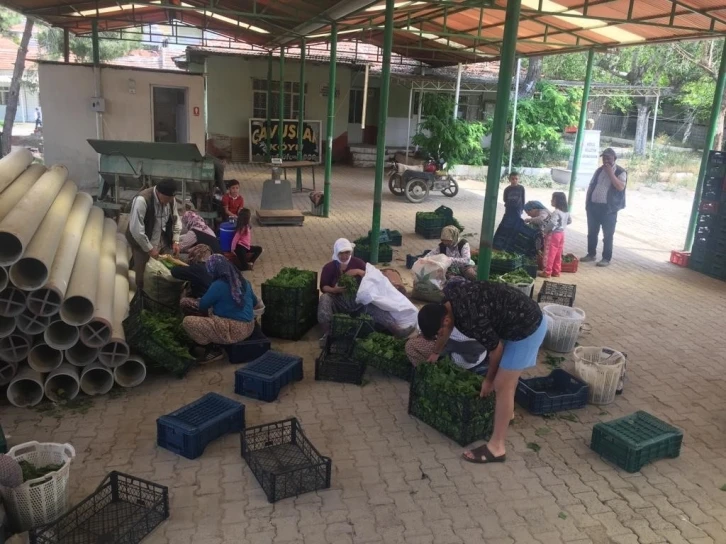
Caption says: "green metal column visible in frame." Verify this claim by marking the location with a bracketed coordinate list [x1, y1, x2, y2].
[568, 49, 595, 211]
[477, 0, 522, 280]
[91, 20, 100, 66]
[685, 38, 726, 250]
[278, 48, 285, 159]
[370, 0, 395, 264]
[266, 52, 272, 162]
[323, 23, 338, 217]
[297, 38, 306, 191]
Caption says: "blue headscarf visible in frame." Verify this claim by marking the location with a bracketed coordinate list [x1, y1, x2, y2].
[206, 254, 246, 306]
[524, 201, 546, 212]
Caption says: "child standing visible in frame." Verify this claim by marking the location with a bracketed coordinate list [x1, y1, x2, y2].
[502, 171, 525, 220]
[231, 209, 263, 271]
[222, 180, 244, 220]
[540, 192, 572, 278]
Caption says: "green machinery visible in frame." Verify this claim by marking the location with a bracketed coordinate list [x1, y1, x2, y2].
[88, 139, 225, 218]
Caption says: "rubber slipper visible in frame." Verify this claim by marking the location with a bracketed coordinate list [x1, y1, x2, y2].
[462, 444, 506, 464]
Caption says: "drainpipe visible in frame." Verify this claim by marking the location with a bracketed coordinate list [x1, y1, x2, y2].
[0, 164, 45, 222]
[63, 29, 69, 63]
[361, 63, 369, 130]
[296, 38, 306, 191]
[369, 0, 394, 264]
[405, 86, 413, 158]
[92, 20, 103, 193]
[266, 52, 272, 162]
[323, 23, 338, 218]
[568, 49, 595, 212]
[453, 63, 462, 120]
[650, 92, 660, 154]
[685, 38, 726, 251]
[477, 0, 522, 280]
[0, 148, 34, 195]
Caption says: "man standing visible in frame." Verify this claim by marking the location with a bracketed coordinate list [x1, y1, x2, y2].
[126, 178, 182, 290]
[581, 148, 627, 267]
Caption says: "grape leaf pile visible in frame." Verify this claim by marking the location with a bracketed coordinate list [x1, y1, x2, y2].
[354, 332, 411, 381]
[265, 267, 317, 288]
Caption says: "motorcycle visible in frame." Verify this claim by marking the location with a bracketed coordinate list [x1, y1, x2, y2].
[387, 156, 459, 204]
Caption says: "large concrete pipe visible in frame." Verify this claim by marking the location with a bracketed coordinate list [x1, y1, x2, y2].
[116, 234, 130, 278]
[0, 330, 31, 363]
[80, 218, 116, 348]
[0, 166, 68, 267]
[44, 363, 80, 402]
[0, 267, 7, 292]
[26, 193, 93, 317]
[44, 319, 79, 351]
[0, 287, 26, 317]
[16, 309, 50, 336]
[0, 359, 17, 385]
[59, 206, 104, 326]
[0, 315, 14, 338]
[7, 367, 44, 407]
[28, 337, 63, 373]
[9, 180, 78, 291]
[0, 164, 45, 223]
[99, 273, 130, 368]
[80, 361, 114, 396]
[65, 338, 99, 367]
[0, 148, 35, 195]
[113, 355, 146, 388]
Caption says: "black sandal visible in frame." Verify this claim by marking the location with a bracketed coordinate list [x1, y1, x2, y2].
[462, 444, 506, 464]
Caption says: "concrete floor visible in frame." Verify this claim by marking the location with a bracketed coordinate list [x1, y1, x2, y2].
[4, 164, 726, 544]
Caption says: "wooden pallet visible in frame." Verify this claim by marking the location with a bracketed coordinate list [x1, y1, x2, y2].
[256, 209, 305, 226]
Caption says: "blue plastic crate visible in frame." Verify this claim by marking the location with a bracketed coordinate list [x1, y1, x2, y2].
[515, 369, 589, 415]
[224, 325, 271, 364]
[234, 351, 303, 402]
[157, 393, 244, 459]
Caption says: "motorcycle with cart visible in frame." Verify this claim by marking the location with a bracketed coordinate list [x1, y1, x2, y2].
[387, 155, 459, 204]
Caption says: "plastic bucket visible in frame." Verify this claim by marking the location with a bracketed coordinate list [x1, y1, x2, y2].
[219, 221, 236, 252]
[573, 346, 625, 405]
[542, 304, 586, 353]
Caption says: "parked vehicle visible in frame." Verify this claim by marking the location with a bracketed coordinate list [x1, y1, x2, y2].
[388, 156, 458, 204]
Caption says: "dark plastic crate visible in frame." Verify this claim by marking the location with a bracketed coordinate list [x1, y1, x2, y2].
[366, 228, 401, 246]
[415, 212, 447, 239]
[697, 213, 716, 228]
[515, 369, 589, 415]
[157, 393, 244, 459]
[408, 363, 495, 446]
[354, 242, 393, 263]
[537, 281, 576, 307]
[590, 411, 683, 473]
[234, 351, 303, 402]
[490, 253, 523, 274]
[224, 325, 271, 364]
[30, 472, 169, 544]
[261, 284, 318, 324]
[262, 312, 317, 341]
[352, 339, 412, 382]
[331, 313, 374, 345]
[241, 418, 332, 503]
[406, 249, 431, 269]
[521, 259, 538, 279]
[315, 343, 366, 385]
[389, 230, 403, 246]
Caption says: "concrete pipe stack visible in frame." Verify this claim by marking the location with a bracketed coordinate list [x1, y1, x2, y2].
[0, 151, 145, 408]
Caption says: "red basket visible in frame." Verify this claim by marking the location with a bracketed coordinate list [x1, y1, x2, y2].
[699, 200, 719, 213]
[670, 250, 690, 267]
[561, 254, 579, 273]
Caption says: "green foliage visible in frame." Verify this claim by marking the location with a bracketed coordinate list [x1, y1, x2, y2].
[544, 353, 565, 369]
[140, 310, 194, 374]
[490, 268, 533, 284]
[265, 267, 316, 288]
[19, 460, 63, 482]
[412, 94, 487, 167]
[354, 332, 411, 380]
[0, 7, 22, 35]
[527, 442, 542, 453]
[36, 26, 141, 62]
[337, 274, 358, 298]
[678, 78, 716, 122]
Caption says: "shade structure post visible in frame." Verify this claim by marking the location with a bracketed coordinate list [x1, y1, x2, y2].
[685, 39, 726, 251]
[278, 47, 285, 159]
[266, 52, 272, 162]
[361, 64, 370, 130]
[650, 92, 661, 154]
[323, 23, 338, 218]
[508, 58, 522, 174]
[477, 0, 522, 280]
[369, 0, 395, 264]
[568, 49, 595, 212]
[453, 63, 463, 120]
[405, 86, 413, 158]
[296, 38, 306, 191]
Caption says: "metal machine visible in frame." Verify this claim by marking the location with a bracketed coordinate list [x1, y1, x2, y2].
[87, 139, 224, 218]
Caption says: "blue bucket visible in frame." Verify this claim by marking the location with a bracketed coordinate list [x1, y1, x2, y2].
[219, 221, 236, 252]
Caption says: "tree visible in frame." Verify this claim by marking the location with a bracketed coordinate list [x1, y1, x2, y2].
[522, 56, 542, 97]
[1, 16, 33, 156]
[37, 27, 139, 62]
[0, 6, 22, 33]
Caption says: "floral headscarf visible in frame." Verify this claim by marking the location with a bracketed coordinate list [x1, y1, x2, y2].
[182, 211, 214, 237]
[523, 201, 546, 212]
[440, 225, 460, 245]
[188, 244, 212, 265]
[206, 254, 246, 305]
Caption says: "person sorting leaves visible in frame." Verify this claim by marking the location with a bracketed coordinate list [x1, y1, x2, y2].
[171, 244, 214, 316]
[179, 210, 221, 254]
[182, 254, 260, 363]
[127, 178, 182, 291]
[427, 226, 477, 281]
[422, 280, 547, 464]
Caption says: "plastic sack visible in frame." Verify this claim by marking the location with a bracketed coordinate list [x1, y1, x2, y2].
[412, 254, 451, 302]
[356, 264, 418, 329]
[143, 258, 184, 308]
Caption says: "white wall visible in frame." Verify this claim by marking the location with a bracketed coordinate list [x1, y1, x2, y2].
[39, 63, 205, 189]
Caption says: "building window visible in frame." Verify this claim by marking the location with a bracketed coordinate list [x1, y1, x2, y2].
[252, 79, 306, 119]
[0, 88, 8, 106]
[349, 89, 364, 124]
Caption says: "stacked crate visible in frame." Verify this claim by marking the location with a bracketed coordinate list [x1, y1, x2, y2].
[690, 151, 726, 279]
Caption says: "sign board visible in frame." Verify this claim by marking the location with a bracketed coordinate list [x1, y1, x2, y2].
[249, 118, 322, 163]
[568, 130, 601, 188]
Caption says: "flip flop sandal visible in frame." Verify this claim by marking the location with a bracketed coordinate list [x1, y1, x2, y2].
[462, 444, 506, 465]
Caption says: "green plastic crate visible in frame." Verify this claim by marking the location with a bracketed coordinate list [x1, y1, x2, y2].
[590, 411, 682, 473]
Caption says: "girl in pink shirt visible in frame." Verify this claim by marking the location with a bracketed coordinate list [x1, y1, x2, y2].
[232, 208, 262, 270]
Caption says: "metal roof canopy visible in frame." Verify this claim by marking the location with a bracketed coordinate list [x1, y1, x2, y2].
[7, 0, 726, 67]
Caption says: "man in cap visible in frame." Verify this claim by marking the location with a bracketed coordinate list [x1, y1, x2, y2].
[126, 178, 182, 290]
[581, 148, 627, 267]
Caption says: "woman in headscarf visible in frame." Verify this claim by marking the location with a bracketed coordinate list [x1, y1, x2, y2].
[179, 210, 221, 254]
[524, 201, 551, 269]
[317, 238, 367, 344]
[182, 254, 259, 363]
[428, 225, 477, 281]
[172, 244, 214, 316]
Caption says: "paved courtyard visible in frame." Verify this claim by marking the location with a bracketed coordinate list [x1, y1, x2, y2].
[4, 164, 726, 544]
